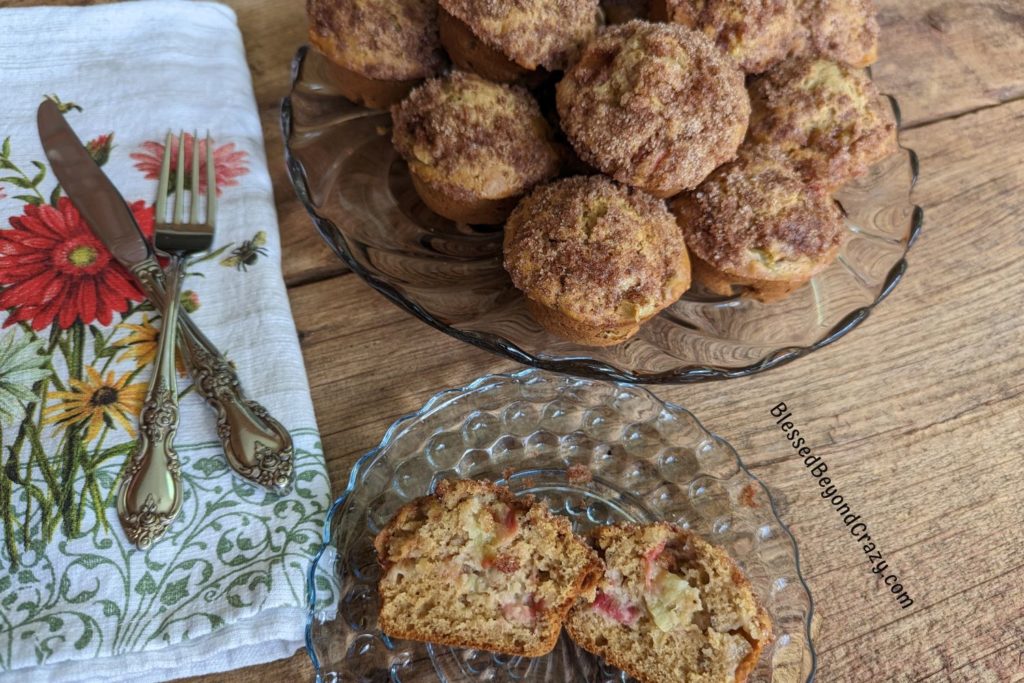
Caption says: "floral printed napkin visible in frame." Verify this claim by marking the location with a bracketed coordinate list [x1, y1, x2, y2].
[0, 3, 329, 681]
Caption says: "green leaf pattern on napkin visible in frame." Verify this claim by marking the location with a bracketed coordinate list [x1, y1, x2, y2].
[0, 432, 327, 669]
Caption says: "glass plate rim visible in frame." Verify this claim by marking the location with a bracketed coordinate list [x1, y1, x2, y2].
[303, 367, 818, 682]
[282, 44, 924, 385]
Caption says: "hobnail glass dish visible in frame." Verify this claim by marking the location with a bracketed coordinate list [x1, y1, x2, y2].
[305, 369, 816, 682]
[283, 46, 922, 384]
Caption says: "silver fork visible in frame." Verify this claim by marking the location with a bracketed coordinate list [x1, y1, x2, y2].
[117, 132, 214, 549]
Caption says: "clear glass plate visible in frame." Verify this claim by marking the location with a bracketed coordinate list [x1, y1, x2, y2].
[283, 46, 922, 384]
[305, 369, 816, 682]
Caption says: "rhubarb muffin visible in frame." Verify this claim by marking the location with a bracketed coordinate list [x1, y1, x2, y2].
[747, 58, 898, 191]
[374, 479, 602, 656]
[557, 21, 750, 198]
[391, 72, 562, 224]
[306, 0, 447, 108]
[504, 176, 691, 346]
[566, 523, 773, 683]
[602, 0, 651, 24]
[798, 0, 880, 68]
[672, 151, 846, 302]
[438, 0, 601, 83]
[650, 0, 804, 73]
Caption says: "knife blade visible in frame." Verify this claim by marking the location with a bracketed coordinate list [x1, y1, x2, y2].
[37, 99, 153, 268]
[36, 98, 296, 494]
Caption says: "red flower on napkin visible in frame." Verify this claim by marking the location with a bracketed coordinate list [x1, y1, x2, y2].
[130, 133, 249, 196]
[0, 198, 154, 330]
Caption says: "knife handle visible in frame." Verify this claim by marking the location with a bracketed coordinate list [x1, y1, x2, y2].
[134, 261, 295, 494]
[118, 260, 184, 549]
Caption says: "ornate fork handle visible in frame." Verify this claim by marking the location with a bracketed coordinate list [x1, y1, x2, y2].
[135, 261, 295, 494]
[117, 261, 184, 549]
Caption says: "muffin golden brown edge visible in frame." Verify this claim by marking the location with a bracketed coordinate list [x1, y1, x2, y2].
[306, 0, 447, 108]
[673, 150, 846, 302]
[504, 176, 691, 346]
[438, 0, 601, 83]
[392, 72, 562, 224]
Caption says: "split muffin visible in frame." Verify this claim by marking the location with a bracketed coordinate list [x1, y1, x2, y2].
[374, 479, 602, 656]
[504, 176, 691, 346]
[438, 0, 601, 83]
[566, 523, 773, 683]
[557, 21, 750, 198]
[391, 72, 562, 224]
[672, 151, 846, 302]
[798, 0, 880, 68]
[747, 57, 899, 191]
[306, 0, 447, 108]
[651, 0, 804, 74]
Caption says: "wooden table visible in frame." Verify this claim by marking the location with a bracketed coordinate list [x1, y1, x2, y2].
[14, 1, 1024, 680]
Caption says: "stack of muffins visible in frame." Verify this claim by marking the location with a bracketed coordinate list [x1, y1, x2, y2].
[307, 0, 898, 347]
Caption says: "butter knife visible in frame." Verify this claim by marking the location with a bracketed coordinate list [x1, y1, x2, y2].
[37, 100, 295, 496]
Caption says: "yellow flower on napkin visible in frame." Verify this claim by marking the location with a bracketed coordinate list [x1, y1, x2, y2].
[113, 313, 187, 375]
[44, 366, 146, 442]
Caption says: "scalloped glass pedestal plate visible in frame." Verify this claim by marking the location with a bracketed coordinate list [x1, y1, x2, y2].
[283, 46, 922, 384]
[306, 370, 816, 682]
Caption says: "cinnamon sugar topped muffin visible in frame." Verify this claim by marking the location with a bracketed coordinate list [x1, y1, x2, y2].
[798, 0, 880, 68]
[652, 0, 804, 74]
[673, 150, 845, 301]
[504, 176, 691, 346]
[392, 71, 562, 224]
[307, 0, 446, 81]
[556, 21, 750, 198]
[307, 0, 447, 107]
[439, 0, 601, 81]
[748, 58, 898, 191]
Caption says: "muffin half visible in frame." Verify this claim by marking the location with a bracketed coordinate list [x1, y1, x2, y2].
[438, 0, 601, 83]
[306, 0, 447, 108]
[566, 523, 773, 683]
[798, 0, 880, 68]
[374, 479, 602, 657]
[672, 151, 846, 302]
[557, 21, 750, 198]
[504, 176, 691, 346]
[747, 57, 899, 191]
[391, 72, 562, 224]
[651, 0, 804, 74]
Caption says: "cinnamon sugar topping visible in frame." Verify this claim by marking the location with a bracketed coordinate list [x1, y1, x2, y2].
[556, 21, 750, 197]
[676, 151, 845, 274]
[798, 0, 880, 68]
[748, 57, 898, 191]
[440, 0, 601, 71]
[307, 0, 447, 80]
[391, 72, 561, 201]
[660, 0, 804, 74]
[504, 176, 689, 326]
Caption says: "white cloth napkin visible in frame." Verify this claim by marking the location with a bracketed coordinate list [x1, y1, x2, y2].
[0, 2, 329, 681]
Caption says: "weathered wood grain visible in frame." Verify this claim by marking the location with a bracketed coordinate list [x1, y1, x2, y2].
[874, 0, 1024, 128]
